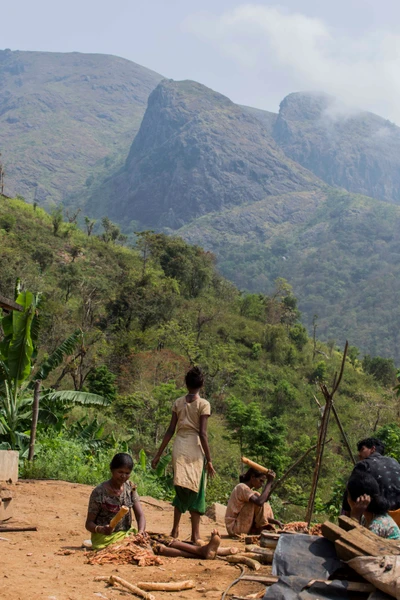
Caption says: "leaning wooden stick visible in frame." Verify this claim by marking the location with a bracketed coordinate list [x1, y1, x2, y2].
[270, 441, 321, 494]
[109, 505, 129, 531]
[241, 457, 271, 475]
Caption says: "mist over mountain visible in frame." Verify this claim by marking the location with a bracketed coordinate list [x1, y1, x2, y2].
[0, 49, 162, 205]
[272, 92, 400, 204]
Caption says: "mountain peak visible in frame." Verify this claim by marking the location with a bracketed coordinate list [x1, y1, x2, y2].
[89, 79, 322, 228]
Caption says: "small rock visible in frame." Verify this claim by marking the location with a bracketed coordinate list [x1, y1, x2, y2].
[205, 502, 227, 524]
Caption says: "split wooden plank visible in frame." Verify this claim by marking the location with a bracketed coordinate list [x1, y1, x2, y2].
[321, 521, 345, 543]
[338, 515, 360, 531]
[335, 538, 368, 562]
[322, 517, 400, 560]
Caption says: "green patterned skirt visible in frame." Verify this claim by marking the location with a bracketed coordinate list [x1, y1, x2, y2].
[172, 467, 206, 514]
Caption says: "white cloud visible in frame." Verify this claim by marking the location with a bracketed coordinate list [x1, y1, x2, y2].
[183, 4, 400, 123]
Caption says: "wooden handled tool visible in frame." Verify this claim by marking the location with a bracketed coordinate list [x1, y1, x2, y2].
[109, 505, 129, 531]
[241, 456, 271, 475]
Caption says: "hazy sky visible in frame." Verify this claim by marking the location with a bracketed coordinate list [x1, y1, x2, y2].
[3, 0, 400, 121]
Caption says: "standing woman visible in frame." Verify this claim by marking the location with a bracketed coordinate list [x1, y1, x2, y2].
[152, 366, 215, 542]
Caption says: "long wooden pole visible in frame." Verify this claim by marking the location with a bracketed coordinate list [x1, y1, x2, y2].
[28, 380, 41, 461]
[305, 393, 332, 525]
[305, 342, 349, 525]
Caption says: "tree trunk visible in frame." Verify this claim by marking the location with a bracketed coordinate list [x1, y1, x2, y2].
[28, 380, 41, 461]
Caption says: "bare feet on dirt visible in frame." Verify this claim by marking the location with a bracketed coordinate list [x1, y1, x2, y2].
[200, 529, 221, 559]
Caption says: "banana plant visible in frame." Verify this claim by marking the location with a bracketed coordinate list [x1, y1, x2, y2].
[0, 289, 110, 455]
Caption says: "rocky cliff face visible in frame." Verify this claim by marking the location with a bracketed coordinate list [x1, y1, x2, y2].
[90, 80, 322, 228]
[0, 49, 162, 204]
[273, 92, 400, 204]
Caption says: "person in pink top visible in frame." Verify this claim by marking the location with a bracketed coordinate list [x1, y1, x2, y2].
[225, 467, 283, 536]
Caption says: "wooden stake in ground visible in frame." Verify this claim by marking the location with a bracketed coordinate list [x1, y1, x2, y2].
[28, 380, 41, 461]
[305, 341, 349, 526]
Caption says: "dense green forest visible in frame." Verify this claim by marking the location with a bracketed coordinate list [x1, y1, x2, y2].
[0, 197, 399, 521]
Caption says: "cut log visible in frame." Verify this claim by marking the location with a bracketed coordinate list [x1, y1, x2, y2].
[225, 555, 261, 570]
[110, 576, 155, 600]
[241, 457, 270, 475]
[135, 580, 195, 591]
[109, 506, 129, 531]
[245, 544, 275, 558]
[239, 552, 272, 565]
[245, 535, 260, 545]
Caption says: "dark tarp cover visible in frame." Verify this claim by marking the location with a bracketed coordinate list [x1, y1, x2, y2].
[263, 533, 392, 600]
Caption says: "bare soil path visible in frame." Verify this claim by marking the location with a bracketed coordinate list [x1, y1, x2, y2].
[1, 480, 270, 600]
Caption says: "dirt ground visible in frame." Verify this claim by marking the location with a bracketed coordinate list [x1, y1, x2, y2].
[0, 480, 271, 600]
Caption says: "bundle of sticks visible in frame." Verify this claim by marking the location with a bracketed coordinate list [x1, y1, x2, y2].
[87, 533, 163, 567]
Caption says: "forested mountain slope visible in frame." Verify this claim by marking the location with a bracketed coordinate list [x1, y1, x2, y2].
[0, 49, 162, 205]
[86, 79, 323, 227]
[1, 196, 398, 517]
[178, 188, 400, 362]
[272, 92, 400, 204]
[3, 50, 400, 361]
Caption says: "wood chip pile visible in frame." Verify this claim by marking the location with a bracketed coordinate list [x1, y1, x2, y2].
[87, 533, 164, 567]
[283, 522, 323, 536]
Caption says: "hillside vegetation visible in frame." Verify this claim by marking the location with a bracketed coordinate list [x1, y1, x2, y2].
[1, 196, 399, 519]
[178, 187, 400, 362]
